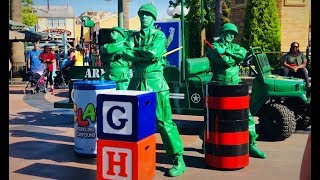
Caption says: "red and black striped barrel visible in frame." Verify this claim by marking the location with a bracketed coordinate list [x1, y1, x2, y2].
[204, 81, 249, 170]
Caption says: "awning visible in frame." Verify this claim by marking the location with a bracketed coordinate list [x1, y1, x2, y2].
[9, 20, 27, 30]
[9, 30, 48, 42]
[19, 30, 48, 41]
[9, 30, 25, 40]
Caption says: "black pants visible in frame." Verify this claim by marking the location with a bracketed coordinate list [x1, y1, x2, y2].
[46, 71, 53, 87]
[283, 67, 310, 87]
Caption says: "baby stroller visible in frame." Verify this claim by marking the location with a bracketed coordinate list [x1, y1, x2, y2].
[54, 58, 71, 89]
[25, 63, 48, 94]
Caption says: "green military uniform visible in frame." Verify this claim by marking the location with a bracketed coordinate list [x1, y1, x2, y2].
[122, 3, 186, 177]
[100, 27, 130, 90]
[202, 23, 266, 159]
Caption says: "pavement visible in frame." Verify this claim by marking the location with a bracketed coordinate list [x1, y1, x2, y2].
[9, 84, 311, 180]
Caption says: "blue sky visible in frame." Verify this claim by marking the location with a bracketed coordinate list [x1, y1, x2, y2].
[33, 0, 172, 20]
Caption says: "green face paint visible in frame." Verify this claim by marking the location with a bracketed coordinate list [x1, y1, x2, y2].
[139, 11, 154, 28]
[221, 31, 235, 43]
[110, 31, 119, 41]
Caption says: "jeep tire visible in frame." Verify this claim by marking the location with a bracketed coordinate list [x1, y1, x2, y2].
[258, 103, 296, 141]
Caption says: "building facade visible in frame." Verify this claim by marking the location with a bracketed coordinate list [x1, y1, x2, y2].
[231, 0, 311, 52]
[33, 5, 76, 47]
[74, 11, 141, 47]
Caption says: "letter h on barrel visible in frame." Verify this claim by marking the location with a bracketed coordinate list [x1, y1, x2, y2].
[96, 90, 157, 180]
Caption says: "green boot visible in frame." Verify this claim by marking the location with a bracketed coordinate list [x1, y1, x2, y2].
[249, 142, 267, 159]
[248, 111, 266, 159]
[168, 155, 186, 177]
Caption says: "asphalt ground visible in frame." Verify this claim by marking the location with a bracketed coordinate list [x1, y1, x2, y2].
[9, 85, 311, 180]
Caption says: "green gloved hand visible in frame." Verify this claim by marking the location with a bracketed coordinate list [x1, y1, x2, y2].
[215, 47, 225, 54]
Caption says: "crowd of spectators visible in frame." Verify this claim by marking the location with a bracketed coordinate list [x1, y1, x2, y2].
[24, 42, 103, 91]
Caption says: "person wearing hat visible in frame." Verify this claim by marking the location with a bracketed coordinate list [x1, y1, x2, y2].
[200, 22, 267, 159]
[122, 3, 186, 177]
[100, 26, 130, 90]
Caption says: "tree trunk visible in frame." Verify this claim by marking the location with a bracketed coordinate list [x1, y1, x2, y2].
[10, 0, 25, 80]
[214, 0, 222, 36]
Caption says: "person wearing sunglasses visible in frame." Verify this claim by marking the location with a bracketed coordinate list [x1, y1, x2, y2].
[282, 42, 310, 88]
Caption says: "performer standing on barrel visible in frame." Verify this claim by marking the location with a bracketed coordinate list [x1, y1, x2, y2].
[122, 3, 186, 177]
[201, 22, 267, 159]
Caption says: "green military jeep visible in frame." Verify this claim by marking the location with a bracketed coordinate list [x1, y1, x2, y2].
[163, 47, 311, 141]
[242, 47, 311, 140]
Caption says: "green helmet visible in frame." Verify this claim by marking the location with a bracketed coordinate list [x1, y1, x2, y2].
[138, 3, 157, 21]
[221, 23, 238, 36]
[112, 27, 125, 38]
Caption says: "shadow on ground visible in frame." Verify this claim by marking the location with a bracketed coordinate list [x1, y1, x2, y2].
[14, 163, 96, 180]
[9, 140, 96, 165]
[156, 143, 202, 154]
[173, 119, 202, 135]
[156, 151, 207, 170]
[9, 89, 26, 94]
[53, 90, 69, 98]
[10, 129, 74, 143]
[255, 124, 311, 142]
[9, 110, 74, 127]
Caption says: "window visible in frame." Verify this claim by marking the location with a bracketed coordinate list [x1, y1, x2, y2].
[47, 18, 66, 28]
[235, 0, 245, 5]
[284, 0, 306, 6]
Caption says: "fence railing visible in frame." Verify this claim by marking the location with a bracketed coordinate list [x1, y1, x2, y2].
[239, 50, 311, 77]
[11, 62, 27, 80]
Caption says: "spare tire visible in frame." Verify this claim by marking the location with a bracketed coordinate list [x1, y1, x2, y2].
[258, 103, 296, 141]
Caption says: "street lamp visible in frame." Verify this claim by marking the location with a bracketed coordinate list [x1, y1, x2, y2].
[167, 0, 189, 81]
[167, 1, 190, 16]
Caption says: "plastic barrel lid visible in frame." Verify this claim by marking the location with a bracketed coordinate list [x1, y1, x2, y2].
[73, 80, 116, 90]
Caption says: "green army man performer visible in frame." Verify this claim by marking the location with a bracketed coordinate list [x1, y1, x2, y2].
[122, 3, 186, 177]
[204, 22, 267, 159]
[100, 26, 130, 90]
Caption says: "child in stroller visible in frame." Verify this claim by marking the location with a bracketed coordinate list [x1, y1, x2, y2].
[54, 51, 75, 89]
[53, 65, 69, 88]
[25, 63, 48, 94]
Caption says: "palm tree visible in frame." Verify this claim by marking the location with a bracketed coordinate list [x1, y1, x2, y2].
[10, 0, 25, 80]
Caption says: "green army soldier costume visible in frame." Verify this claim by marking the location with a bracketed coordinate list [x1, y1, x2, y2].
[100, 26, 130, 90]
[203, 23, 267, 159]
[122, 3, 186, 177]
